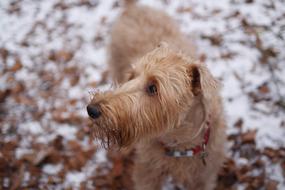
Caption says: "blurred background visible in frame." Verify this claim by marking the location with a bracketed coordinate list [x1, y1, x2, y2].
[0, 0, 284, 189]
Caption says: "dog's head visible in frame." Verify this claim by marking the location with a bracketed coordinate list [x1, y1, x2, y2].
[87, 42, 220, 148]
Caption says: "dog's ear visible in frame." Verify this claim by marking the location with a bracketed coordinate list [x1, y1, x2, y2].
[188, 63, 220, 98]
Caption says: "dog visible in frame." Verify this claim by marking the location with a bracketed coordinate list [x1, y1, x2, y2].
[87, 1, 226, 189]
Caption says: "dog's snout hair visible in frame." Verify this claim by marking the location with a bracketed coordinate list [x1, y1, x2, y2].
[90, 86, 177, 148]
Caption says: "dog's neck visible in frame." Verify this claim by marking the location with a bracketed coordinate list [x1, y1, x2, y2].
[158, 96, 207, 146]
[159, 114, 211, 162]
[156, 96, 214, 162]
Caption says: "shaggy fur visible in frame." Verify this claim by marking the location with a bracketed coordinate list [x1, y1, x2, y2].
[88, 2, 226, 190]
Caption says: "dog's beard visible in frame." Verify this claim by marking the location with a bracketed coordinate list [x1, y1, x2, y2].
[89, 98, 176, 148]
[91, 118, 134, 149]
[93, 124, 121, 149]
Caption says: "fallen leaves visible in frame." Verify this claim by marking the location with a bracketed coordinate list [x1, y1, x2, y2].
[0, 89, 10, 103]
[0, 48, 9, 63]
[217, 129, 283, 190]
[266, 180, 279, 190]
[0, 135, 97, 189]
[176, 6, 192, 13]
[220, 52, 236, 60]
[9, 57, 23, 72]
[216, 159, 238, 189]
[241, 130, 257, 144]
[91, 150, 135, 190]
[258, 83, 270, 94]
[1, 0, 285, 189]
[48, 50, 74, 63]
[259, 47, 278, 65]
[201, 34, 223, 46]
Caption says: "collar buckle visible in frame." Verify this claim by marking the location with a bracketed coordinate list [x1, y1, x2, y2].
[200, 143, 208, 165]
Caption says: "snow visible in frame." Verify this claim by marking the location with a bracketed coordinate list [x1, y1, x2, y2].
[18, 122, 44, 135]
[43, 164, 63, 175]
[95, 148, 107, 163]
[65, 172, 86, 188]
[54, 125, 77, 140]
[15, 148, 34, 159]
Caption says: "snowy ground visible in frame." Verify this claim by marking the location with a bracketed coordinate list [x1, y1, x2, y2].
[0, 0, 284, 189]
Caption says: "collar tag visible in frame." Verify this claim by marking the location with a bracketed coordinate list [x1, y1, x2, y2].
[200, 143, 208, 165]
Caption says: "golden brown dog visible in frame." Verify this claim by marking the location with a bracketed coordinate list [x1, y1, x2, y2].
[87, 2, 226, 189]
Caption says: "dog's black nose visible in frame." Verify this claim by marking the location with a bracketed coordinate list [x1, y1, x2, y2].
[87, 104, 101, 119]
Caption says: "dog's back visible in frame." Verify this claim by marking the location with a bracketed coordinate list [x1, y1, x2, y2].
[108, 3, 196, 83]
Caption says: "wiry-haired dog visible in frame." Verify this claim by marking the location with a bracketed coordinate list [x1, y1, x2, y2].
[87, 2, 226, 190]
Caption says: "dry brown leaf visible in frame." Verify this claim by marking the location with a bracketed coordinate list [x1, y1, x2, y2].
[241, 130, 257, 144]
[11, 82, 25, 94]
[263, 147, 278, 159]
[216, 159, 238, 189]
[64, 66, 78, 74]
[260, 48, 277, 64]
[201, 34, 223, 46]
[68, 140, 81, 151]
[258, 83, 270, 94]
[49, 50, 74, 63]
[246, 0, 254, 3]
[70, 75, 80, 86]
[0, 89, 11, 103]
[44, 150, 62, 164]
[10, 57, 22, 72]
[234, 118, 243, 129]
[221, 52, 236, 60]
[14, 94, 34, 105]
[52, 109, 68, 123]
[176, 6, 192, 13]
[0, 48, 9, 63]
[266, 180, 278, 190]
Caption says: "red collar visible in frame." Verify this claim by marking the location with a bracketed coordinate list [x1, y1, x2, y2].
[160, 115, 211, 165]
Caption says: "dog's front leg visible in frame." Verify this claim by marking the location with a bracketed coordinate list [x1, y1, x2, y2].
[133, 161, 165, 190]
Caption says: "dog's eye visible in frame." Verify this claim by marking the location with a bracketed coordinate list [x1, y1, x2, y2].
[146, 83, 157, 96]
